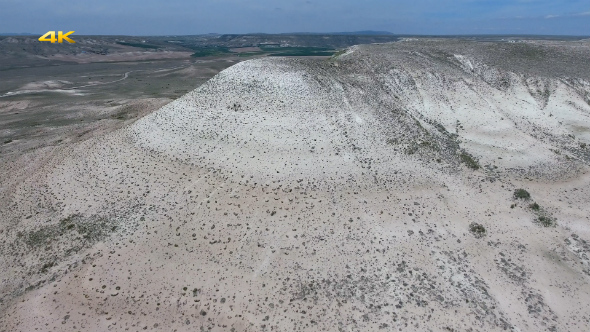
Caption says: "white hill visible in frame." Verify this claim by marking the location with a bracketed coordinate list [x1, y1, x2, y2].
[1, 40, 590, 332]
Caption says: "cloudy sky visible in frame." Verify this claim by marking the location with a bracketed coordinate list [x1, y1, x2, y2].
[1, 0, 588, 35]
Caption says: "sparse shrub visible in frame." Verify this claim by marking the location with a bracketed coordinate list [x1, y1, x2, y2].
[434, 123, 449, 134]
[459, 152, 480, 170]
[3, 139, 13, 144]
[469, 222, 486, 238]
[581, 143, 587, 149]
[386, 138, 398, 145]
[40, 261, 54, 273]
[405, 145, 418, 155]
[510, 204, 516, 209]
[537, 216, 555, 227]
[514, 189, 531, 199]
[529, 202, 540, 211]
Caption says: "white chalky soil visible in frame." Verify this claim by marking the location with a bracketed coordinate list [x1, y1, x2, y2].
[1, 40, 590, 332]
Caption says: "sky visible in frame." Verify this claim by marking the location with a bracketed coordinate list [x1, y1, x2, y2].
[0, 0, 589, 36]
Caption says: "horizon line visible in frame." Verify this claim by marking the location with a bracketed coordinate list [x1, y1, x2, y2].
[1, 32, 589, 38]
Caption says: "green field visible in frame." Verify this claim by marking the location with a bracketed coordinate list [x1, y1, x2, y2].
[116, 41, 160, 49]
[261, 46, 337, 56]
[190, 47, 231, 57]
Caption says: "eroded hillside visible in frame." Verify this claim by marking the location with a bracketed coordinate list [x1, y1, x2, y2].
[1, 39, 590, 332]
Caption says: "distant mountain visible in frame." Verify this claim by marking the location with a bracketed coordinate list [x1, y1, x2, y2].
[0, 33, 37, 36]
[281, 31, 394, 36]
[330, 31, 394, 35]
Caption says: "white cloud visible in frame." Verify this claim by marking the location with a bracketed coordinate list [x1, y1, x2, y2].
[545, 10, 590, 19]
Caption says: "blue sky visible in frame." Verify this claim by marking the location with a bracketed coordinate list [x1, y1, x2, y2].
[1, 0, 588, 35]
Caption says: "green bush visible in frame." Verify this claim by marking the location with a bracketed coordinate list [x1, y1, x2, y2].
[460, 152, 480, 170]
[538, 216, 555, 227]
[469, 222, 486, 238]
[514, 189, 531, 199]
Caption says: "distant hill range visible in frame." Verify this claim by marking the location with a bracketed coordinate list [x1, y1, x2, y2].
[0, 33, 37, 36]
[282, 31, 394, 35]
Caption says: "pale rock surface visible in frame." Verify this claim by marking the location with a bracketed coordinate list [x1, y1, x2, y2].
[1, 40, 590, 331]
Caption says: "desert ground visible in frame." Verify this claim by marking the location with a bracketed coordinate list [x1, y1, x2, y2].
[0, 55, 246, 154]
[1, 38, 590, 332]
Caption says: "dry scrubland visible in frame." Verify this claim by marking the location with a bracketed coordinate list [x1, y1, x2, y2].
[1, 39, 590, 331]
[0, 57, 241, 156]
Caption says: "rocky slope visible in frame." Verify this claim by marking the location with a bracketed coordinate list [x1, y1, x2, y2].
[1, 39, 590, 332]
